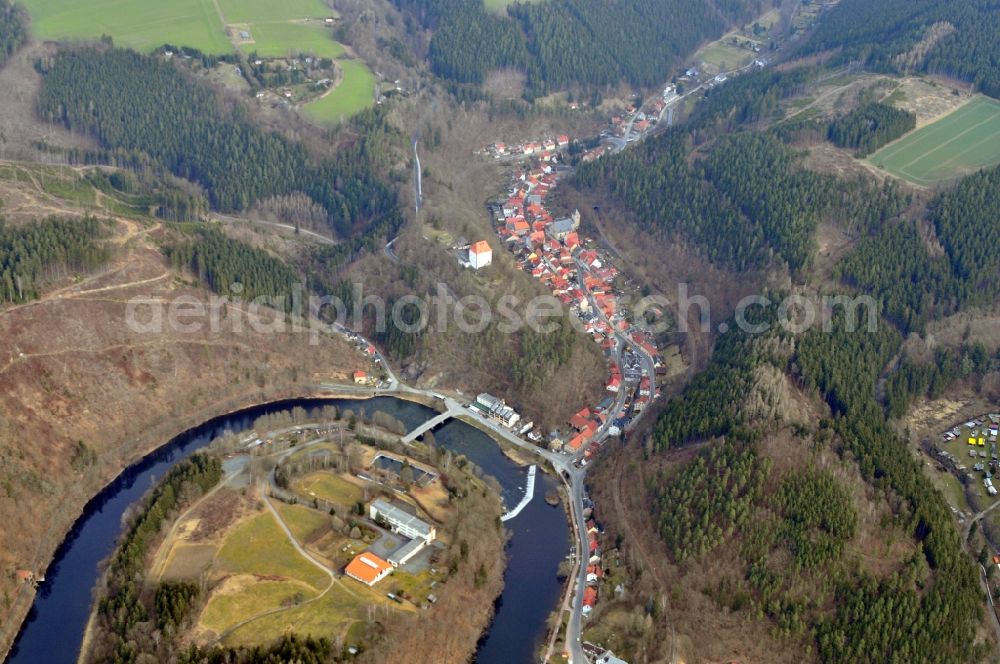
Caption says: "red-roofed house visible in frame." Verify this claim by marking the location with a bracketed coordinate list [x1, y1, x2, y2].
[566, 433, 586, 451]
[470, 240, 492, 269]
[345, 553, 393, 586]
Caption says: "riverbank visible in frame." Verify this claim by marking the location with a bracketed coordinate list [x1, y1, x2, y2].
[454, 414, 540, 469]
[0, 382, 353, 661]
[8, 394, 569, 664]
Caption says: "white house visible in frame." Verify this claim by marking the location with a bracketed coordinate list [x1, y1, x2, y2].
[470, 240, 492, 269]
[370, 499, 436, 543]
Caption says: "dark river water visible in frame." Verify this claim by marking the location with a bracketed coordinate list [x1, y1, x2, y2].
[6, 397, 568, 664]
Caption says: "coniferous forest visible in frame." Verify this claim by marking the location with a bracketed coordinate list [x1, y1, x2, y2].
[839, 165, 1000, 334]
[827, 101, 916, 157]
[165, 227, 300, 306]
[573, 113, 906, 273]
[36, 48, 404, 247]
[0, 215, 110, 304]
[0, 0, 25, 69]
[803, 0, 1000, 97]
[394, 0, 764, 95]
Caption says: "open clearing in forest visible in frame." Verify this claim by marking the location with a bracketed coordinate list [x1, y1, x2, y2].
[302, 58, 376, 123]
[869, 95, 1000, 186]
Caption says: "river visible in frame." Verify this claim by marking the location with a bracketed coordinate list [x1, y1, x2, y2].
[5, 397, 569, 664]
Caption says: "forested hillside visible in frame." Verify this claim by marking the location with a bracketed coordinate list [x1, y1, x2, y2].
[88, 454, 222, 663]
[0, 0, 25, 70]
[838, 165, 1000, 334]
[165, 227, 300, 306]
[573, 107, 906, 273]
[803, 0, 1000, 97]
[394, 0, 765, 94]
[0, 216, 110, 304]
[827, 101, 916, 156]
[36, 48, 404, 249]
[571, 30, 994, 654]
[644, 294, 983, 661]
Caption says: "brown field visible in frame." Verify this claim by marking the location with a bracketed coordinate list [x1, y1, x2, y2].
[885, 76, 973, 127]
[161, 543, 218, 580]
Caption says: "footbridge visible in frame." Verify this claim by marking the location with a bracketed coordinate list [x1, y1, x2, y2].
[501, 465, 536, 522]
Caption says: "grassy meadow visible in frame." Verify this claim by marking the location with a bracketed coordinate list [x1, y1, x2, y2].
[20, 0, 375, 120]
[295, 471, 365, 507]
[303, 58, 375, 123]
[216, 511, 329, 589]
[246, 21, 345, 59]
[869, 95, 1000, 186]
[20, 0, 232, 53]
[217, 0, 330, 23]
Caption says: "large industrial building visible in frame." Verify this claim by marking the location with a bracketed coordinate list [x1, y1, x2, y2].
[471, 393, 521, 428]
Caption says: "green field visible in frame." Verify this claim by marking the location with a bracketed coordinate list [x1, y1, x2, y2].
[217, 0, 330, 23]
[303, 58, 375, 124]
[275, 501, 332, 542]
[217, 511, 329, 590]
[20, 0, 233, 53]
[21, 0, 374, 122]
[246, 21, 344, 59]
[221, 582, 372, 647]
[697, 39, 755, 71]
[295, 471, 365, 506]
[869, 95, 1000, 186]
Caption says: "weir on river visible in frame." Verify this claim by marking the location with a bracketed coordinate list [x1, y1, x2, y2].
[501, 465, 536, 522]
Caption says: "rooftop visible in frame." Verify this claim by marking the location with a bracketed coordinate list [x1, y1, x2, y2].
[371, 499, 435, 539]
[345, 553, 392, 584]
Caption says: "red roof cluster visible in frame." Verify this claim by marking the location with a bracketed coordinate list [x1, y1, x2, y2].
[493, 145, 659, 452]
